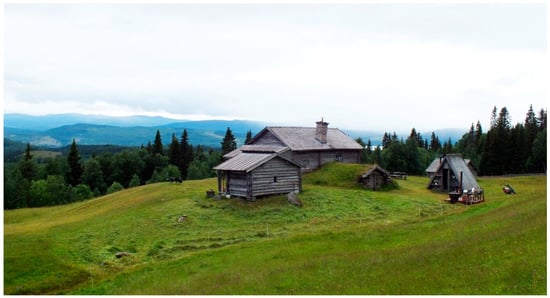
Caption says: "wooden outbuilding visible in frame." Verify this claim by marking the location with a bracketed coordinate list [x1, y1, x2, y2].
[427, 154, 479, 192]
[358, 164, 392, 190]
[213, 148, 302, 201]
[224, 119, 363, 171]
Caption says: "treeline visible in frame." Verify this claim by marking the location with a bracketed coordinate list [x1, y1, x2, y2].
[356, 105, 547, 176]
[4, 128, 239, 209]
[4, 105, 546, 210]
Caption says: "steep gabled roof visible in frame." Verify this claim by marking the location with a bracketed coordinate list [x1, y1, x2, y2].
[426, 158, 442, 173]
[429, 154, 479, 190]
[361, 164, 390, 179]
[252, 126, 363, 151]
[213, 152, 300, 173]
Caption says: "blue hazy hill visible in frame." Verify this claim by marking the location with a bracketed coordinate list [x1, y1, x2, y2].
[4, 113, 465, 148]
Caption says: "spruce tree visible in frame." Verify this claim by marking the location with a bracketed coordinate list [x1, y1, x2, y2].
[245, 130, 253, 144]
[366, 139, 373, 155]
[67, 139, 83, 187]
[179, 129, 193, 180]
[168, 133, 180, 166]
[153, 130, 163, 155]
[475, 121, 483, 146]
[430, 132, 441, 152]
[538, 108, 547, 131]
[220, 127, 237, 157]
[382, 132, 391, 148]
[24, 143, 33, 161]
[19, 143, 37, 180]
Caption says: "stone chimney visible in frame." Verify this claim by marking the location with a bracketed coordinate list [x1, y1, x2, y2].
[315, 118, 329, 144]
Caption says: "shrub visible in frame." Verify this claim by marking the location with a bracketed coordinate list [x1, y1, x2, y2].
[128, 174, 141, 188]
[107, 181, 124, 194]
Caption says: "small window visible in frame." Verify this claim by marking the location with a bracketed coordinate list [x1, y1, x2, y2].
[273, 176, 277, 183]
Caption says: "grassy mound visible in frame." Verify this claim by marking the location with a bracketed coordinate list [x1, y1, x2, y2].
[4, 173, 546, 294]
[303, 162, 398, 190]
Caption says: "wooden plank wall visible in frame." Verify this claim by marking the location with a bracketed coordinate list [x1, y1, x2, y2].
[251, 157, 301, 198]
[227, 172, 249, 198]
[291, 150, 361, 170]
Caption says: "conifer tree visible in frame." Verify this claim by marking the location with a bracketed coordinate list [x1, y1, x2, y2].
[366, 139, 373, 155]
[538, 108, 547, 131]
[67, 139, 83, 187]
[19, 143, 37, 181]
[168, 133, 180, 166]
[475, 121, 483, 146]
[153, 130, 163, 155]
[245, 130, 253, 144]
[179, 129, 193, 180]
[430, 132, 441, 152]
[382, 132, 391, 148]
[220, 127, 237, 157]
[24, 143, 33, 161]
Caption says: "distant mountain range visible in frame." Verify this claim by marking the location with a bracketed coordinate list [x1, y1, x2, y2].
[4, 113, 466, 148]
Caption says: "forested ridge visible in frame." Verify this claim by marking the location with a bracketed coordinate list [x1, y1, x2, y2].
[4, 105, 546, 209]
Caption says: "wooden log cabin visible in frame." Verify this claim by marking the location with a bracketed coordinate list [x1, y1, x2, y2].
[224, 119, 363, 172]
[213, 147, 302, 200]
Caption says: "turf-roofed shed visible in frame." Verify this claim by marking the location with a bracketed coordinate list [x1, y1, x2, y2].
[358, 164, 392, 190]
[213, 146, 302, 201]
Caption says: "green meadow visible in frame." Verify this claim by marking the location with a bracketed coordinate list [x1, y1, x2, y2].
[4, 163, 546, 294]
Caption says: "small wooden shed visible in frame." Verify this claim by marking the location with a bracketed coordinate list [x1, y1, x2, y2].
[213, 152, 302, 201]
[358, 164, 392, 190]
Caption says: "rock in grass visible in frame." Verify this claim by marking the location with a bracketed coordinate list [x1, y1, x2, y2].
[115, 252, 132, 259]
[287, 192, 303, 207]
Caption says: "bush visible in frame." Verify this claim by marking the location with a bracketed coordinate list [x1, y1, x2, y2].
[128, 174, 141, 188]
[107, 181, 124, 194]
[74, 184, 93, 201]
[29, 175, 73, 206]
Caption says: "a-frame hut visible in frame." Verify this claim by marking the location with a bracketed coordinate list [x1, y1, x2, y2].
[427, 154, 479, 192]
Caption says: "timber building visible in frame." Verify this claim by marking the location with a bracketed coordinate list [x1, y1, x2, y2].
[214, 119, 362, 200]
[427, 154, 479, 192]
[224, 119, 363, 171]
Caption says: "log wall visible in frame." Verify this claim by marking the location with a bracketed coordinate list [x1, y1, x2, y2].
[251, 157, 301, 198]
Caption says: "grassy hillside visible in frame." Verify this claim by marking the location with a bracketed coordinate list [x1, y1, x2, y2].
[4, 164, 546, 294]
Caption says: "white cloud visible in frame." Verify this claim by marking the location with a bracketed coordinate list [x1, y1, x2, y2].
[3, 3, 547, 132]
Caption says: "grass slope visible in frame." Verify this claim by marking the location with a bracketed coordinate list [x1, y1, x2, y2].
[4, 164, 546, 294]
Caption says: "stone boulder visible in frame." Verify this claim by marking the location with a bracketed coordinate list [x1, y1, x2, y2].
[287, 192, 303, 207]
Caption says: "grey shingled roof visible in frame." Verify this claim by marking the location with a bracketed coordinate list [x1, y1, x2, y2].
[266, 127, 363, 151]
[213, 152, 300, 172]
[445, 154, 479, 190]
[426, 158, 442, 173]
[214, 153, 273, 172]
[429, 154, 479, 190]
[223, 145, 289, 159]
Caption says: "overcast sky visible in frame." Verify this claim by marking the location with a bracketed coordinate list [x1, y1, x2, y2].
[3, 3, 547, 132]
